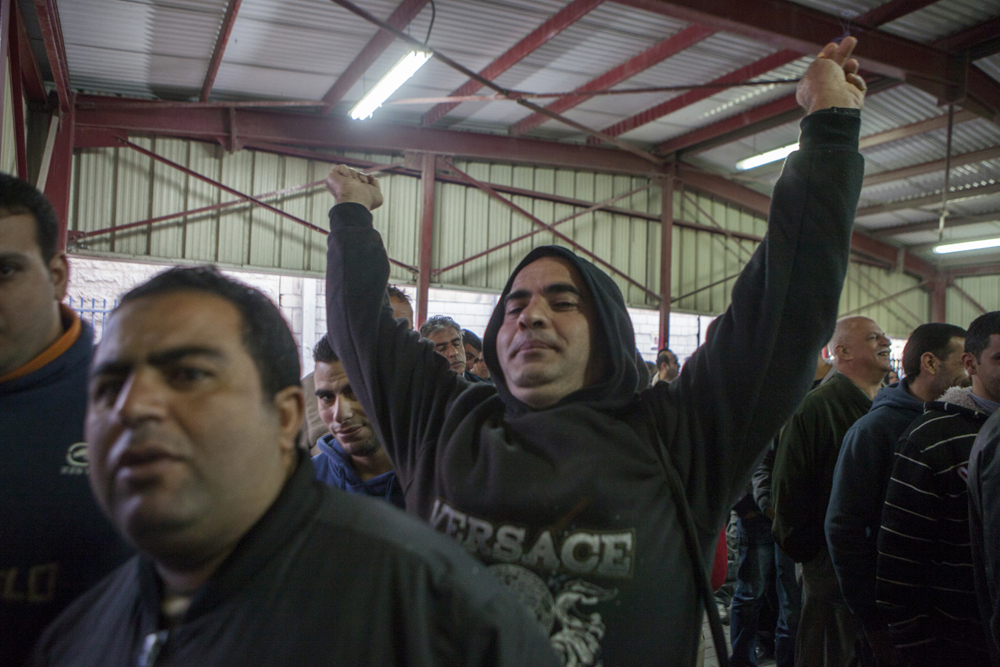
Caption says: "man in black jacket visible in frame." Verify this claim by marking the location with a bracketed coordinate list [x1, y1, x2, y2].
[0, 175, 131, 667]
[32, 267, 558, 667]
[323, 37, 867, 667]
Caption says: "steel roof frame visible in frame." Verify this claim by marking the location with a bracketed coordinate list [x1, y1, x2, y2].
[422, 0, 604, 126]
[200, 0, 244, 102]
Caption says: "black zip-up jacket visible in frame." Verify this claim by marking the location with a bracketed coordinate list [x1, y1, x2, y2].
[325, 109, 862, 666]
[31, 455, 560, 667]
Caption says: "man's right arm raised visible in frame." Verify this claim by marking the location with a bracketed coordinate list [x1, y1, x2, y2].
[324, 165, 467, 480]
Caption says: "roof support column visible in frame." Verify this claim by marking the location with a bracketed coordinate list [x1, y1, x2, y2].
[43, 101, 74, 251]
[658, 170, 674, 349]
[0, 0, 10, 161]
[417, 153, 436, 328]
[931, 276, 948, 323]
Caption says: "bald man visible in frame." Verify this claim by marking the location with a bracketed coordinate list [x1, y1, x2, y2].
[772, 317, 892, 667]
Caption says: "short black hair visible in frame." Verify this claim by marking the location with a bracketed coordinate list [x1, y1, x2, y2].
[0, 172, 60, 262]
[965, 311, 1000, 361]
[656, 348, 676, 367]
[387, 284, 411, 305]
[117, 266, 300, 398]
[462, 329, 482, 353]
[901, 323, 967, 378]
[313, 334, 338, 364]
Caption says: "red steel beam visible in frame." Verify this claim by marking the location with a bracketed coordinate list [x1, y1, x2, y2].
[933, 16, 1000, 56]
[931, 278, 947, 322]
[658, 75, 900, 157]
[675, 163, 938, 279]
[853, 0, 938, 29]
[321, 0, 430, 113]
[34, 0, 70, 112]
[948, 280, 988, 316]
[43, 102, 74, 250]
[74, 96, 666, 175]
[659, 172, 674, 346]
[874, 211, 1000, 238]
[949, 263, 1000, 279]
[422, 0, 603, 126]
[860, 108, 978, 149]
[7, 1, 27, 178]
[613, 0, 1000, 124]
[200, 0, 243, 102]
[657, 93, 801, 156]
[863, 145, 1000, 187]
[857, 182, 1000, 218]
[14, 1, 44, 103]
[0, 0, 10, 163]
[509, 25, 714, 137]
[596, 49, 800, 140]
[417, 153, 435, 326]
[448, 162, 662, 302]
[432, 182, 654, 276]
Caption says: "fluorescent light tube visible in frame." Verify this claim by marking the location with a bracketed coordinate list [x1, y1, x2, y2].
[736, 142, 799, 171]
[933, 237, 1000, 254]
[350, 51, 432, 121]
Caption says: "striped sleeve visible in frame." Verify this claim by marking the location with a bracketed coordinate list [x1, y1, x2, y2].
[877, 435, 939, 654]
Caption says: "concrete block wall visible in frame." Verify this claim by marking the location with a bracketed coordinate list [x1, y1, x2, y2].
[66, 256, 714, 379]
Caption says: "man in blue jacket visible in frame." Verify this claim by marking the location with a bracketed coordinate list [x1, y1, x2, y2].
[0, 174, 131, 666]
[311, 334, 404, 508]
[826, 322, 967, 666]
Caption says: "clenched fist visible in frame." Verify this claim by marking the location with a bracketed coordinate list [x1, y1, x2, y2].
[325, 165, 384, 212]
[797, 36, 867, 114]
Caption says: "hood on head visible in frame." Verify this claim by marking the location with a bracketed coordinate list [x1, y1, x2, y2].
[482, 245, 639, 413]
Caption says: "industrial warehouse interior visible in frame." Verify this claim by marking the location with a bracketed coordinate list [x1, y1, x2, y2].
[3, 1, 1000, 666]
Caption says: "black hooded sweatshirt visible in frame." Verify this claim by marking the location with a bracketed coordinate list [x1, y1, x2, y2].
[325, 109, 863, 667]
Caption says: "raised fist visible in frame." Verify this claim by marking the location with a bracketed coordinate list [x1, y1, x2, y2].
[325, 165, 384, 212]
[796, 36, 867, 114]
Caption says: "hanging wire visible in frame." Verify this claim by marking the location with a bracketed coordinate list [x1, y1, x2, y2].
[424, 0, 436, 46]
[938, 104, 955, 242]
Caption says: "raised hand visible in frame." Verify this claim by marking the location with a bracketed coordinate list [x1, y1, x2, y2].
[325, 164, 384, 211]
[796, 36, 867, 114]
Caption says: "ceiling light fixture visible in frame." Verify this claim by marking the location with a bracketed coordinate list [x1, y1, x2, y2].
[735, 142, 799, 171]
[933, 237, 1000, 254]
[350, 51, 432, 121]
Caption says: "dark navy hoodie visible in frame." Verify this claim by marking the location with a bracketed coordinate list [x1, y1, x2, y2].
[326, 110, 863, 666]
[0, 317, 131, 667]
[825, 380, 924, 634]
[312, 434, 405, 509]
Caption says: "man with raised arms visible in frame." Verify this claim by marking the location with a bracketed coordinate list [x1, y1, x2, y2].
[323, 38, 867, 667]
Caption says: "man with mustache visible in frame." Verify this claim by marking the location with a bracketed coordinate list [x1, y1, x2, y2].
[30, 266, 559, 666]
[322, 38, 867, 666]
[772, 316, 892, 667]
[876, 311, 1000, 667]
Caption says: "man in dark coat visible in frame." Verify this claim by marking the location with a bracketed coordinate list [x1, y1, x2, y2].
[772, 316, 892, 667]
[969, 405, 1000, 666]
[322, 38, 868, 667]
[32, 267, 559, 667]
[0, 174, 131, 667]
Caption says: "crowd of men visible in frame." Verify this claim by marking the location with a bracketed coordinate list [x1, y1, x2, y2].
[2, 36, 999, 667]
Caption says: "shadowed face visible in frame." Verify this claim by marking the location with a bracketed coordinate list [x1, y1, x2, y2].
[966, 334, 1000, 404]
[427, 327, 466, 373]
[496, 256, 598, 409]
[314, 359, 380, 458]
[85, 291, 300, 564]
[0, 212, 67, 376]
